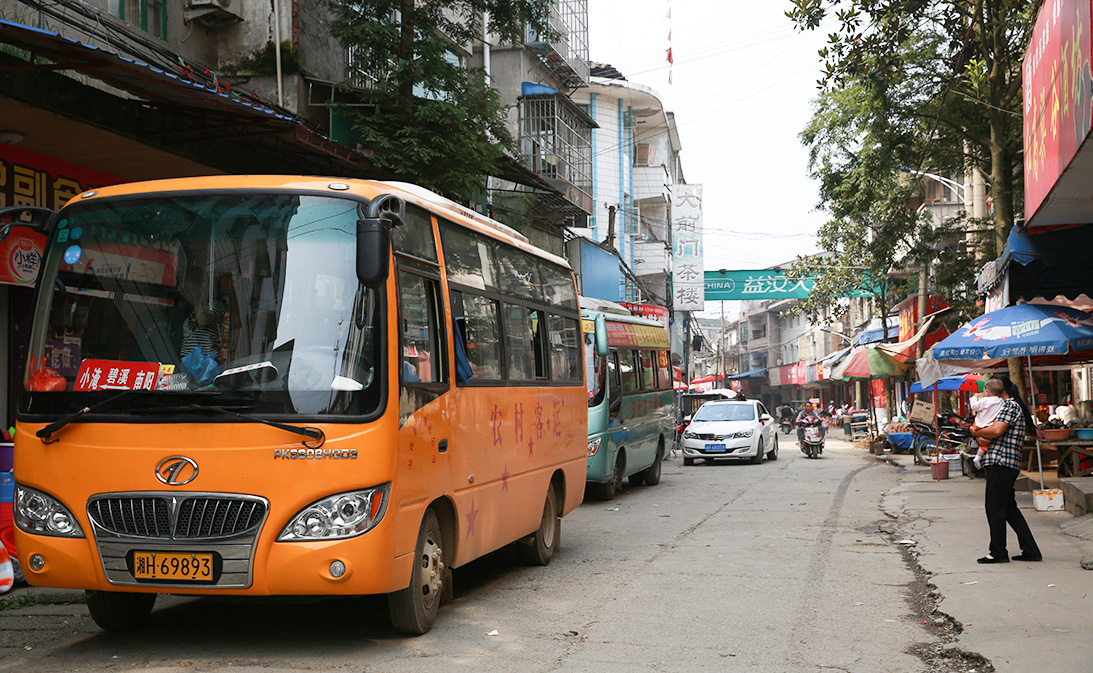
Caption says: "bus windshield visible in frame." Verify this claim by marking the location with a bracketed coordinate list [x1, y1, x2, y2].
[22, 192, 382, 418]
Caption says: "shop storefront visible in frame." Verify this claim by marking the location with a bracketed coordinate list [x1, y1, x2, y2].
[0, 147, 125, 433]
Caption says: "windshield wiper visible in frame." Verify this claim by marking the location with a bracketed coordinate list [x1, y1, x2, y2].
[37, 390, 142, 444]
[134, 403, 325, 447]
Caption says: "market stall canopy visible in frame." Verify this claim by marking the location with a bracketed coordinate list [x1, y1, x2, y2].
[977, 224, 1093, 311]
[909, 374, 986, 394]
[875, 314, 938, 362]
[852, 317, 901, 346]
[728, 368, 767, 380]
[830, 345, 907, 381]
[932, 304, 1093, 360]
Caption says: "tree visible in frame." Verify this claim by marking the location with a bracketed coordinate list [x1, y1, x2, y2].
[786, 0, 1039, 395]
[324, 0, 555, 197]
[787, 1, 1036, 251]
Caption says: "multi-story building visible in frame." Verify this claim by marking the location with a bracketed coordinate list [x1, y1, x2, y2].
[475, 0, 594, 255]
[0, 0, 589, 437]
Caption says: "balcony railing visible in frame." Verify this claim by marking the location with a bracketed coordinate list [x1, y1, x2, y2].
[633, 164, 670, 204]
[633, 239, 670, 278]
[524, 0, 589, 89]
[520, 93, 594, 214]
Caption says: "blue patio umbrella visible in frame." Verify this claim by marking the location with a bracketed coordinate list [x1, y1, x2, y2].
[909, 375, 985, 394]
[931, 303, 1093, 488]
[931, 303, 1093, 360]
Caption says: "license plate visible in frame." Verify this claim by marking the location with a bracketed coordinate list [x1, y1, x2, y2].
[132, 551, 214, 582]
[704, 443, 726, 452]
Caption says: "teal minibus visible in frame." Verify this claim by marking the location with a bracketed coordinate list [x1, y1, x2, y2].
[581, 298, 675, 500]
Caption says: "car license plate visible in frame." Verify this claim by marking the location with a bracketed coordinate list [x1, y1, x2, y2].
[704, 443, 726, 452]
[132, 551, 214, 582]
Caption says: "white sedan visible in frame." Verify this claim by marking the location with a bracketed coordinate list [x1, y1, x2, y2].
[680, 400, 778, 465]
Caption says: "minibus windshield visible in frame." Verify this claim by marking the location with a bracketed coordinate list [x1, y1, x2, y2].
[21, 192, 383, 418]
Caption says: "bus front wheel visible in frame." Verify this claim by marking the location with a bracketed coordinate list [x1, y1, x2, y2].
[589, 452, 624, 501]
[85, 590, 156, 631]
[518, 482, 560, 566]
[388, 509, 444, 635]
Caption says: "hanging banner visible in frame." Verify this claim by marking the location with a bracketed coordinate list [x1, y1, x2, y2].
[671, 184, 704, 311]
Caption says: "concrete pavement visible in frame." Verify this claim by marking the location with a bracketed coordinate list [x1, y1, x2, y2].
[873, 436, 1093, 672]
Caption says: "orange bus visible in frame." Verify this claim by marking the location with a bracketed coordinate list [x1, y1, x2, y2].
[7, 177, 588, 634]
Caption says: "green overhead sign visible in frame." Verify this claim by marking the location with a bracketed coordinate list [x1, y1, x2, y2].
[703, 270, 875, 301]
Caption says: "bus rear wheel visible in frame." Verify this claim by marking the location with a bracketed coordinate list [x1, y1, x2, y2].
[638, 439, 664, 486]
[85, 590, 156, 631]
[518, 482, 561, 566]
[388, 509, 444, 635]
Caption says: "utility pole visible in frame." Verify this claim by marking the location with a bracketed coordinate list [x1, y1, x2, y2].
[719, 300, 725, 386]
[605, 205, 617, 249]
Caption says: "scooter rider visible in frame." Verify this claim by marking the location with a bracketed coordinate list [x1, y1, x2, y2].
[796, 403, 825, 448]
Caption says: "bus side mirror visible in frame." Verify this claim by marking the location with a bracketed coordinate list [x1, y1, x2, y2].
[0, 206, 55, 243]
[594, 314, 608, 357]
[356, 194, 404, 287]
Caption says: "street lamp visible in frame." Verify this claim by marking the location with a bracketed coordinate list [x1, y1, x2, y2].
[895, 165, 967, 205]
[820, 327, 853, 344]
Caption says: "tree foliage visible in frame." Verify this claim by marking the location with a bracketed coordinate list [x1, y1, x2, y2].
[324, 0, 554, 197]
[785, 0, 1038, 327]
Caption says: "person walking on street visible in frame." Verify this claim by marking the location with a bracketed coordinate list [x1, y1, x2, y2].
[969, 374, 1042, 564]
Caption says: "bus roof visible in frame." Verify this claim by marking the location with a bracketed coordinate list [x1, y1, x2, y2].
[580, 297, 669, 349]
[69, 175, 571, 269]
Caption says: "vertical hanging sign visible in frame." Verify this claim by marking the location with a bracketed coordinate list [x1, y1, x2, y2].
[672, 184, 704, 311]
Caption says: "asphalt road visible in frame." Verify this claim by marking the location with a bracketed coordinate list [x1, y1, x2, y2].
[2, 436, 944, 672]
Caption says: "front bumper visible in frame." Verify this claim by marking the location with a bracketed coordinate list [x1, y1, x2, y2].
[680, 438, 758, 458]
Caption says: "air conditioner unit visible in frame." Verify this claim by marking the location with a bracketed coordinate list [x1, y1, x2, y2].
[184, 0, 243, 28]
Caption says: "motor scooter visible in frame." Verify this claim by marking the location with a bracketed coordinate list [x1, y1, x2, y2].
[799, 417, 824, 458]
[779, 416, 794, 434]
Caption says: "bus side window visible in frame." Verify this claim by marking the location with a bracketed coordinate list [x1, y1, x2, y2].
[503, 303, 547, 381]
[450, 291, 503, 381]
[607, 350, 621, 418]
[657, 350, 671, 389]
[640, 350, 655, 390]
[619, 350, 639, 394]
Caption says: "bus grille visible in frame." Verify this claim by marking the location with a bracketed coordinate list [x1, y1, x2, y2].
[88, 496, 266, 540]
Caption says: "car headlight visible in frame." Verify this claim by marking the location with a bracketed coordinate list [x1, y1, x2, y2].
[278, 484, 390, 541]
[682, 430, 695, 439]
[588, 437, 602, 456]
[733, 429, 754, 438]
[15, 484, 84, 538]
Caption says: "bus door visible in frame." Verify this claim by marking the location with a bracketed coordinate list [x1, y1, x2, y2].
[393, 232, 452, 534]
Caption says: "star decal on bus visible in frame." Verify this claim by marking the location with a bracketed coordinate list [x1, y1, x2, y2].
[465, 498, 479, 538]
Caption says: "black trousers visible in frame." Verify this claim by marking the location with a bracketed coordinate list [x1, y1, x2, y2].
[983, 465, 1041, 559]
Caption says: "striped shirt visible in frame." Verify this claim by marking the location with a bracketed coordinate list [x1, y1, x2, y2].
[985, 398, 1025, 470]
[180, 299, 228, 359]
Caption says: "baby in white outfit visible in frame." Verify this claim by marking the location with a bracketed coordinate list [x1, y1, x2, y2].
[970, 378, 1005, 469]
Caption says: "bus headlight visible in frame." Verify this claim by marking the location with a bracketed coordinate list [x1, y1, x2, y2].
[15, 484, 84, 538]
[278, 484, 390, 541]
[587, 437, 602, 456]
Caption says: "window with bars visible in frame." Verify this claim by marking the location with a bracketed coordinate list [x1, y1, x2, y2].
[519, 96, 593, 193]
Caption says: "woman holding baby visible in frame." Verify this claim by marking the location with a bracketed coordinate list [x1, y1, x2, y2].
[968, 374, 1042, 564]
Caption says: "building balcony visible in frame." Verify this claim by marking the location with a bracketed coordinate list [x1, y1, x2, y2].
[633, 239, 670, 278]
[746, 335, 769, 352]
[524, 0, 590, 89]
[519, 92, 596, 214]
[633, 164, 670, 204]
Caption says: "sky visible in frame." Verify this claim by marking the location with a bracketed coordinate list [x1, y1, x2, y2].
[587, 1, 832, 277]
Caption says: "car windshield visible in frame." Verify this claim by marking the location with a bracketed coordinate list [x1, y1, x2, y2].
[21, 192, 383, 418]
[693, 403, 755, 422]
